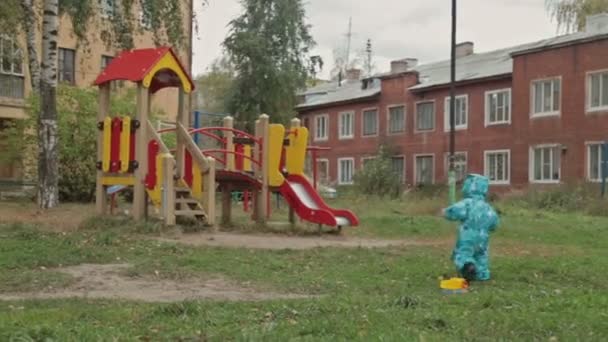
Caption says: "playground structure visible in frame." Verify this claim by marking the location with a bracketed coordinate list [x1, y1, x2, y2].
[93, 47, 358, 230]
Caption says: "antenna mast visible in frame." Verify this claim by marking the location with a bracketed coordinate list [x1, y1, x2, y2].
[345, 17, 353, 69]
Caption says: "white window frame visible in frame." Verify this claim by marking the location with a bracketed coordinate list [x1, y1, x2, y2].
[531, 77, 562, 118]
[391, 155, 406, 184]
[0, 35, 24, 76]
[313, 114, 328, 142]
[444, 152, 468, 181]
[339, 111, 355, 140]
[484, 149, 511, 185]
[316, 158, 330, 184]
[443, 95, 468, 131]
[387, 104, 406, 135]
[484, 88, 512, 126]
[413, 154, 435, 185]
[361, 107, 379, 137]
[529, 144, 561, 184]
[415, 100, 436, 133]
[586, 141, 605, 182]
[586, 69, 608, 113]
[338, 157, 355, 185]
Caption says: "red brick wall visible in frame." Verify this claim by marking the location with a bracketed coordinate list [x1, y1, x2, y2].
[298, 39, 608, 189]
[512, 39, 608, 185]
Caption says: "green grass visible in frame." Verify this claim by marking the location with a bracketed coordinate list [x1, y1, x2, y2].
[1, 195, 608, 340]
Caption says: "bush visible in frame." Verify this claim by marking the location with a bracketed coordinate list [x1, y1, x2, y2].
[353, 145, 403, 199]
[508, 182, 608, 217]
[4, 86, 140, 202]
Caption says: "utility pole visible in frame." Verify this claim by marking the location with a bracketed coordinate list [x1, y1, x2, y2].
[448, 0, 457, 204]
[345, 17, 352, 69]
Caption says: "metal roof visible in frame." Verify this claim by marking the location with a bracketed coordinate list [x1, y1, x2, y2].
[295, 81, 380, 110]
[297, 27, 608, 107]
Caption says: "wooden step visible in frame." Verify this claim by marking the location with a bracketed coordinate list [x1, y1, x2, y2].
[175, 198, 199, 204]
[175, 209, 207, 217]
[175, 187, 191, 194]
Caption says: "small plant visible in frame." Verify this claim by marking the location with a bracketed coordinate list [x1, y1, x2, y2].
[353, 145, 403, 199]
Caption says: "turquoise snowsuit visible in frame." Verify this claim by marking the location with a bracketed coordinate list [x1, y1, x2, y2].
[444, 174, 499, 281]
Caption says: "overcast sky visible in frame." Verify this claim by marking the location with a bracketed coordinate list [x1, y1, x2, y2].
[192, 0, 558, 78]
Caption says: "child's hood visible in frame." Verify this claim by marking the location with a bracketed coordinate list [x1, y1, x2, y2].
[462, 174, 489, 199]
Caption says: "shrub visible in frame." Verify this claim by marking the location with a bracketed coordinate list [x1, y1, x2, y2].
[353, 145, 403, 198]
[4, 86, 141, 202]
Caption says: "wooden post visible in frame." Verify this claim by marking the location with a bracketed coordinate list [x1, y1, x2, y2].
[96, 84, 110, 215]
[163, 155, 176, 226]
[204, 157, 216, 228]
[133, 85, 149, 221]
[257, 114, 269, 224]
[221, 183, 232, 226]
[223, 116, 234, 171]
[175, 89, 186, 179]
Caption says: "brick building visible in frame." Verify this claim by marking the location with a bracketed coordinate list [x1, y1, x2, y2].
[296, 14, 608, 191]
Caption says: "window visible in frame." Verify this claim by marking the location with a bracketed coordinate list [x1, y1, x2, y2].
[444, 95, 468, 131]
[316, 159, 329, 184]
[532, 78, 561, 116]
[391, 156, 405, 184]
[339, 111, 354, 139]
[0, 36, 24, 99]
[362, 108, 378, 136]
[415, 155, 434, 185]
[484, 150, 510, 185]
[587, 143, 607, 182]
[99, 0, 116, 18]
[587, 71, 608, 111]
[485, 89, 511, 125]
[530, 145, 561, 183]
[361, 157, 376, 168]
[314, 114, 328, 141]
[338, 158, 354, 185]
[445, 152, 467, 182]
[101, 55, 113, 71]
[139, 0, 152, 29]
[58, 48, 76, 85]
[388, 105, 405, 134]
[416, 101, 435, 131]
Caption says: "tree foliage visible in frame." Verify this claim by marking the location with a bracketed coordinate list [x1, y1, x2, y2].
[194, 56, 235, 114]
[223, 0, 316, 129]
[2, 86, 139, 202]
[546, 0, 608, 32]
[353, 145, 403, 199]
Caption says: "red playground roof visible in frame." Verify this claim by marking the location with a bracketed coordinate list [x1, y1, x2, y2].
[94, 47, 195, 93]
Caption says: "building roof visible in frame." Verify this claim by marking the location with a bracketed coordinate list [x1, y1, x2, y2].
[94, 47, 195, 93]
[295, 81, 380, 110]
[297, 26, 608, 107]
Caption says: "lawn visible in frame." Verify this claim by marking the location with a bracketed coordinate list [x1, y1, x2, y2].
[0, 194, 607, 340]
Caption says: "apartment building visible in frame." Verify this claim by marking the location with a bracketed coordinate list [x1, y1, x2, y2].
[0, 1, 192, 182]
[296, 14, 608, 191]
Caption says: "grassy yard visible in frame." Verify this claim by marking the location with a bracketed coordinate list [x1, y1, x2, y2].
[0, 194, 607, 340]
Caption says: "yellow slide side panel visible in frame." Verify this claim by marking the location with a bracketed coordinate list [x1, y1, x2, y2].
[119, 116, 131, 173]
[286, 127, 309, 176]
[191, 161, 203, 201]
[102, 117, 112, 172]
[267, 124, 285, 187]
[243, 145, 252, 172]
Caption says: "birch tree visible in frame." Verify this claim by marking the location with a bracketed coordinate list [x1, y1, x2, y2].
[38, 0, 60, 208]
[546, 0, 608, 32]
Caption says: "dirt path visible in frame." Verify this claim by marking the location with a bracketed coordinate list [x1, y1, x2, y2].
[155, 232, 440, 250]
[0, 264, 310, 303]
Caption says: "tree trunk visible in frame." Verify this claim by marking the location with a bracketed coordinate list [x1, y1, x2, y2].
[21, 0, 40, 92]
[38, 0, 59, 209]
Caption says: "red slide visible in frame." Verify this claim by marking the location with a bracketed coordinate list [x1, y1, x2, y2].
[278, 174, 359, 228]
